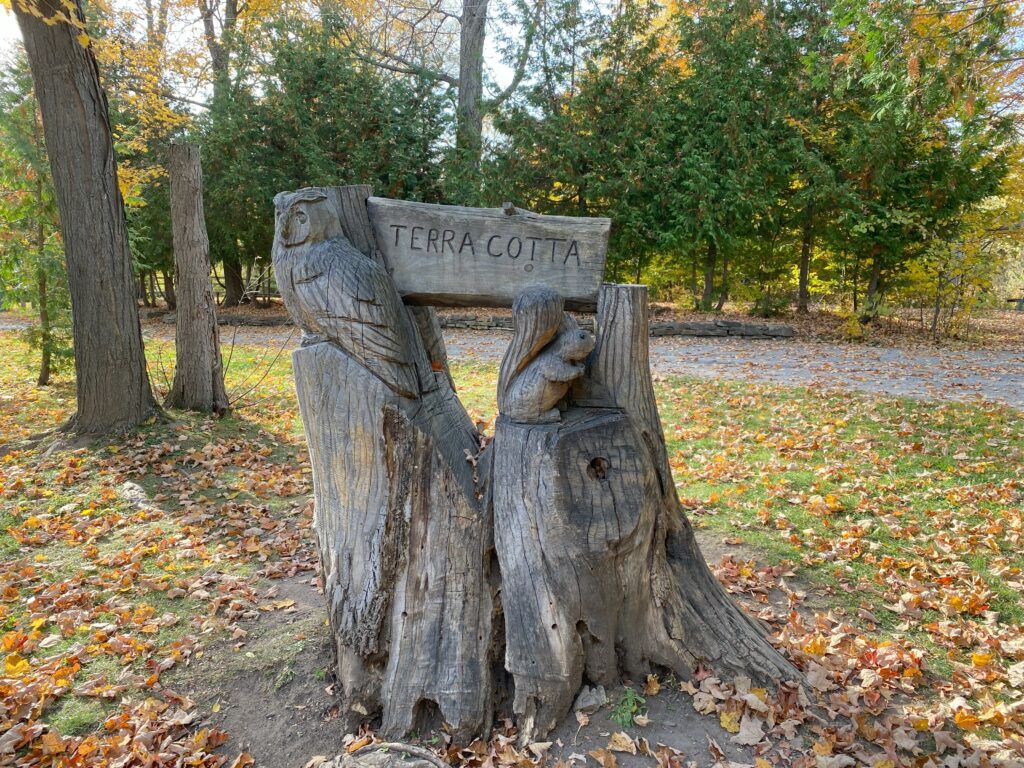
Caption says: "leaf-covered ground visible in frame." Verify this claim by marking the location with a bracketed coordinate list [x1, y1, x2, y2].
[1, 328, 1022, 767]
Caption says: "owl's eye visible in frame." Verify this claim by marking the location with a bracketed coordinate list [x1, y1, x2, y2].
[295, 211, 308, 224]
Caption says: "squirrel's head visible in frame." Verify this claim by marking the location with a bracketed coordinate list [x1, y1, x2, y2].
[557, 328, 595, 362]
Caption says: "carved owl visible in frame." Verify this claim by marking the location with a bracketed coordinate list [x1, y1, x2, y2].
[272, 188, 419, 398]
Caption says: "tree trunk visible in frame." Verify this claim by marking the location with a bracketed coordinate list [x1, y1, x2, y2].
[493, 284, 796, 739]
[930, 269, 944, 337]
[797, 202, 813, 314]
[161, 268, 177, 310]
[165, 143, 228, 414]
[281, 186, 491, 740]
[862, 252, 883, 322]
[456, 0, 487, 181]
[14, 0, 156, 433]
[222, 257, 245, 306]
[701, 240, 716, 309]
[282, 188, 797, 746]
[715, 250, 729, 311]
[36, 268, 51, 387]
[35, 162, 51, 387]
[139, 272, 152, 307]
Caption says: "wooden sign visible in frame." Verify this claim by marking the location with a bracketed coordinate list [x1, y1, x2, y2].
[366, 197, 611, 309]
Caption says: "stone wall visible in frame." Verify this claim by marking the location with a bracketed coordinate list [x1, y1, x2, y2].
[439, 313, 795, 339]
[154, 310, 796, 339]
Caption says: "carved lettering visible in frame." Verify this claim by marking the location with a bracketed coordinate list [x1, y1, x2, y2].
[367, 197, 611, 307]
[564, 240, 580, 266]
[487, 235, 503, 257]
[546, 238, 567, 262]
[390, 224, 408, 247]
[526, 237, 543, 260]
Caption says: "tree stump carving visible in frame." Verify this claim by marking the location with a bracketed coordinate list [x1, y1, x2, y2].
[273, 186, 798, 745]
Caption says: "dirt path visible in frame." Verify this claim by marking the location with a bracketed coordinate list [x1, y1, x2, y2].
[156, 323, 1024, 409]
[6, 313, 1019, 408]
[442, 330, 1024, 410]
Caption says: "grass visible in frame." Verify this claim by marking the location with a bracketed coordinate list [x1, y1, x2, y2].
[1, 327, 1023, 762]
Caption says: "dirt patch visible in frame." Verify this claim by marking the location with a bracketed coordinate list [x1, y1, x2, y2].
[174, 574, 344, 766]
[170, 531, 806, 767]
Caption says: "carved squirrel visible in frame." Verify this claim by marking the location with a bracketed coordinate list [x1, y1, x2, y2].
[502, 322, 595, 423]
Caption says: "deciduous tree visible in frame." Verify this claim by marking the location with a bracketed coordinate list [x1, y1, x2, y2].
[11, 0, 157, 432]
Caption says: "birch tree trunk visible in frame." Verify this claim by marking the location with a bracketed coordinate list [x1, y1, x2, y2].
[165, 142, 228, 414]
[13, 0, 156, 433]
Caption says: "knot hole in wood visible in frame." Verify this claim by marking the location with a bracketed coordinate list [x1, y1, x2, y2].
[586, 456, 611, 481]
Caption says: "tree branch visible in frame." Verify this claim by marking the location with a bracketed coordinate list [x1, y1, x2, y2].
[484, 0, 541, 111]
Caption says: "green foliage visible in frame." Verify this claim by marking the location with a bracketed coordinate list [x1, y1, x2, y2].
[200, 15, 450, 276]
[0, 50, 72, 381]
[1, 0, 1019, 332]
[484, 0, 1020, 325]
[609, 687, 646, 729]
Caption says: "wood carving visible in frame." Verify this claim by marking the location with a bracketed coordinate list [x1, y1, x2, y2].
[492, 284, 798, 740]
[497, 286, 594, 423]
[274, 189, 420, 398]
[277, 188, 800, 751]
[273, 187, 494, 740]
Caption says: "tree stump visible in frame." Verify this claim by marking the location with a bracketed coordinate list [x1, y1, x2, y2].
[493, 284, 796, 739]
[274, 186, 797, 745]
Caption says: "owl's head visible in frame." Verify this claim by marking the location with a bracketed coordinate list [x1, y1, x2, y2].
[274, 189, 342, 247]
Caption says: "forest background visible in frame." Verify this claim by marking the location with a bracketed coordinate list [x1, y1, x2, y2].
[2, 0, 1024, 379]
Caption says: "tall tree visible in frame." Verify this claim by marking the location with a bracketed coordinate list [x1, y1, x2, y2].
[165, 142, 229, 414]
[12, 0, 157, 432]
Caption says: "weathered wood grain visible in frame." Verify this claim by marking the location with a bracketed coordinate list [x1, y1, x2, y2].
[277, 189, 799, 751]
[277, 185, 496, 740]
[366, 197, 610, 309]
[491, 284, 799, 743]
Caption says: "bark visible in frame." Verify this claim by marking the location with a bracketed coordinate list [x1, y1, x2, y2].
[161, 268, 177, 310]
[852, 252, 860, 313]
[222, 258, 246, 306]
[797, 203, 814, 314]
[456, 0, 487, 177]
[34, 160, 50, 387]
[13, 0, 156, 433]
[139, 272, 153, 307]
[494, 285, 796, 739]
[701, 240, 717, 309]
[165, 143, 229, 414]
[715, 250, 729, 311]
[282, 188, 797, 746]
[862, 252, 883, 322]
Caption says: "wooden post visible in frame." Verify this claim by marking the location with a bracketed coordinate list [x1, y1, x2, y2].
[275, 186, 495, 739]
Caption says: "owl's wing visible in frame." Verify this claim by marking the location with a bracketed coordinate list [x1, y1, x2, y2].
[289, 237, 420, 398]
